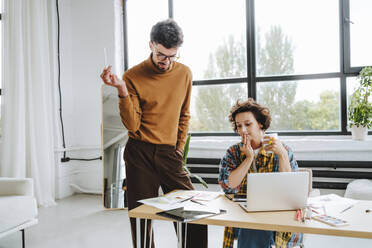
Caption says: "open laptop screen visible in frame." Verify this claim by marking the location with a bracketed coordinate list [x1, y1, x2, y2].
[241, 172, 309, 212]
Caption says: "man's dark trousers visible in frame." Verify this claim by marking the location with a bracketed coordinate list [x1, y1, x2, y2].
[124, 138, 208, 248]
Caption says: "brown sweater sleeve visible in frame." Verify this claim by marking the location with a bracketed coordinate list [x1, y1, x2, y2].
[118, 74, 142, 132]
[176, 75, 192, 151]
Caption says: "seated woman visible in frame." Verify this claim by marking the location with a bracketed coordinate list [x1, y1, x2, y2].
[218, 98, 303, 248]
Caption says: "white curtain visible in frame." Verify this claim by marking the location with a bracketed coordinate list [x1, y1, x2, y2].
[0, 0, 60, 206]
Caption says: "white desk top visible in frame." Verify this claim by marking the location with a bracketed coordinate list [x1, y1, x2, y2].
[129, 195, 372, 239]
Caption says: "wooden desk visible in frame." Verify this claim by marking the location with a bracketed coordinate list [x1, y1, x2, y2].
[129, 195, 372, 247]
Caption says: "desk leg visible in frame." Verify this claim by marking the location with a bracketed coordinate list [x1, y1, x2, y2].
[136, 218, 141, 248]
[177, 222, 182, 248]
[149, 220, 153, 248]
[144, 219, 147, 248]
[184, 223, 187, 248]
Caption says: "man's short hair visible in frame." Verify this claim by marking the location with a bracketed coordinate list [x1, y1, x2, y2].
[150, 19, 184, 49]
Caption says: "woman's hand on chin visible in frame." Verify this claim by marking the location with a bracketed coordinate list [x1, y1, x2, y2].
[240, 133, 254, 159]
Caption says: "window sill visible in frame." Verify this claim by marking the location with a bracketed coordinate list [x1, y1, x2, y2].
[189, 135, 372, 161]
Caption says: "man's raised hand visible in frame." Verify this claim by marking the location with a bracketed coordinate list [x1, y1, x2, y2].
[100, 66, 128, 97]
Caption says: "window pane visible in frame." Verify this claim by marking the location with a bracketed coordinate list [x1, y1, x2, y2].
[190, 83, 248, 132]
[255, 0, 339, 76]
[127, 0, 168, 67]
[350, 0, 372, 67]
[347, 77, 372, 130]
[256, 79, 340, 131]
[347, 77, 359, 103]
[347, 77, 358, 130]
[174, 0, 246, 80]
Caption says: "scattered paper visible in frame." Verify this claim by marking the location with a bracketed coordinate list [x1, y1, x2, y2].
[307, 194, 358, 217]
[138, 190, 223, 210]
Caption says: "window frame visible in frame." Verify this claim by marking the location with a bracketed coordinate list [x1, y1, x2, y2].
[342, 0, 371, 73]
[122, 0, 370, 136]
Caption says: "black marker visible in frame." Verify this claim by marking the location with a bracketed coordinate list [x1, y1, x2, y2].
[224, 194, 233, 201]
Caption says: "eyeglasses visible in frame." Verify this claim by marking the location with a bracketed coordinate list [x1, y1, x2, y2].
[153, 44, 180, 62]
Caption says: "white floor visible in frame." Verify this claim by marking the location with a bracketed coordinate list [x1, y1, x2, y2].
[1, 194, 372, 248]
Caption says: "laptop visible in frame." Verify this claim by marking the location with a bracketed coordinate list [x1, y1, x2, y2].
[239, 171, 309, 212]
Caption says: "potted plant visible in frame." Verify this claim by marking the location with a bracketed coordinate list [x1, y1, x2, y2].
[348, 66, 372, 140]
[183, 134, 208, 188]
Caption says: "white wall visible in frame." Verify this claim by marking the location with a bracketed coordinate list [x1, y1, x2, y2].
[55, 0, 119, 199]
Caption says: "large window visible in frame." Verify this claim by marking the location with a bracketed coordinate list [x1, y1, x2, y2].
[123, 0, 371, 135]
[257, 79, 341, 132]
[191, 83, 248, 131]
[349, 0, 372, 68]
[126, 0, 168, 68]
[175, 0, 247, 80]
[255, 0, 339, 76]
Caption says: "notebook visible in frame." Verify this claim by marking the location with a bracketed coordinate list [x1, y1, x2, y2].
[239, 171, 309, 212]
[156, 206, 226, 222]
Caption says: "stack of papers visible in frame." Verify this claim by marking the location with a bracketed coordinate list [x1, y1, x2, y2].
[307, 194, 358, 217]
[138, 190, 223, 210]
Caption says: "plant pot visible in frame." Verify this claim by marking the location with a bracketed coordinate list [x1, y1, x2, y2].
[351, 125, 368, 141]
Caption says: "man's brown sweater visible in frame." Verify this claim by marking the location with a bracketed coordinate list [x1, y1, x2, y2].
[119, 56, 192, 151]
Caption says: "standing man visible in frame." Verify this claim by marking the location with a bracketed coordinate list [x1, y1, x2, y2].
[100, 19, 207, 248]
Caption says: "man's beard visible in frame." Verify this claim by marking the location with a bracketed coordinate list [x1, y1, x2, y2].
[157, 61, 169, 71]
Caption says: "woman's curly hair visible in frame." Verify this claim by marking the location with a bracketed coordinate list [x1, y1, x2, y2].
[229, 98, 271, 132]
